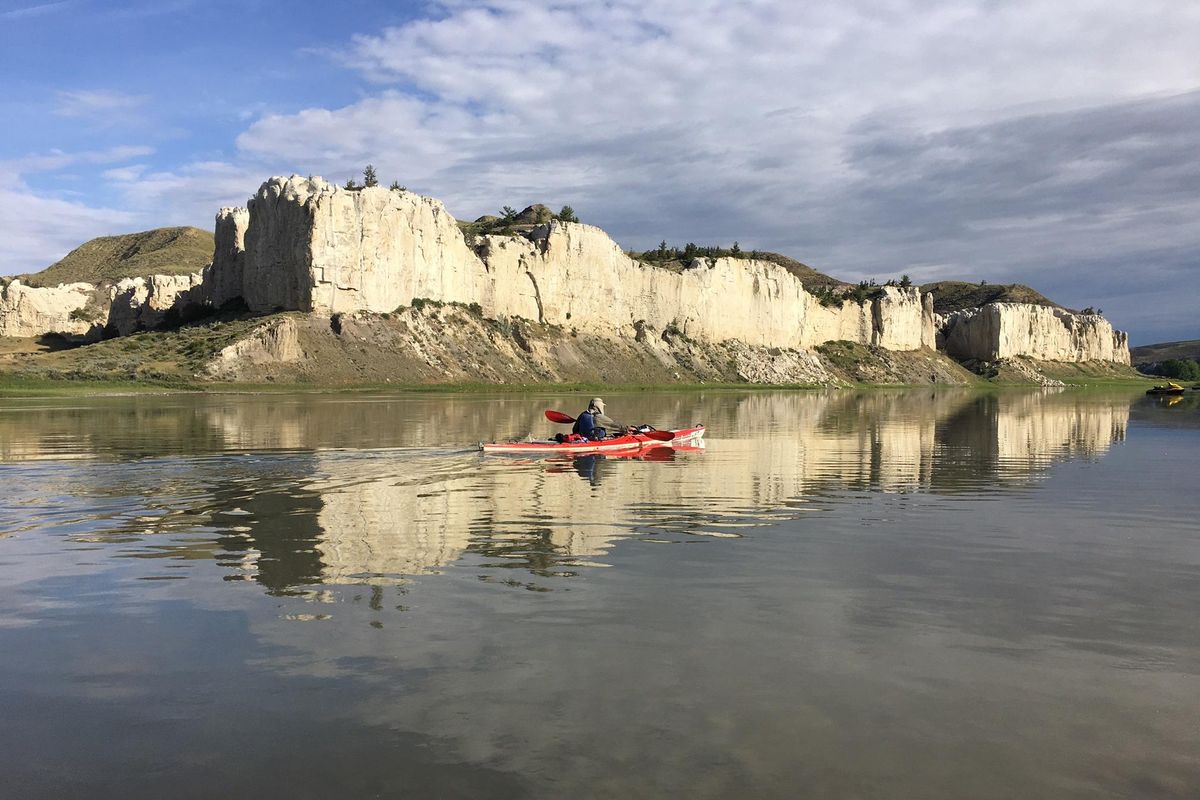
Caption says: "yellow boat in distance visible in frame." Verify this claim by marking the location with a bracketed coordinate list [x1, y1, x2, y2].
[1146, 382, 1186, 396]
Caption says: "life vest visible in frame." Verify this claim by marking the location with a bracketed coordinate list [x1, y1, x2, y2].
[572, 411, 596, 437]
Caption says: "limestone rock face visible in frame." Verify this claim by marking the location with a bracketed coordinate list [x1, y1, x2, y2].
[206, 207, 249, 308]
[0, 279, 98, 338]
[478, 224, 940, 351]
[230, 179, 947, 352]
[236, 176, 484, 314]
[106, 272, 206, 336]
[940, 304, 1130, 364]
[221, 179, 1126, 364]
[2, 271, 206, 340]
[206, 316, 302, 379]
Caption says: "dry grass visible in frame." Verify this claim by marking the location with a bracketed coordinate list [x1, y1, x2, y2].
[21, 227, 214, 287]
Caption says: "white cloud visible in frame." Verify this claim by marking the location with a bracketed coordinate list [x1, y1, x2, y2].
[0, 145, 156, 275]
[0, 1, 72, 20]
[8, 145, 156, 174]
[0, 171, 137, 275]
[102, 164, 148, 182]
[110, 160, 264, 224]
[229, 0, 1200, 340]
[238, 0, 1200, 224]
[55, 89, 148, 120]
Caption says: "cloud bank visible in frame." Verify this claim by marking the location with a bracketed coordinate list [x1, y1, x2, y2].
[5, 0, 1198, 341]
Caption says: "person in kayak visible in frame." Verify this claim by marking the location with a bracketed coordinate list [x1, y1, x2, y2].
[572, 397, 625, 440]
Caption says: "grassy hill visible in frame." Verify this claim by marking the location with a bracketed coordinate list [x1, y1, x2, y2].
[922, 281, 1061, 314]
[22, 227, 213, 288]
[1130, 340, 1200, 365]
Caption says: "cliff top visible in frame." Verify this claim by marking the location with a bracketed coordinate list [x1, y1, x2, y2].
[922, 281, 1060, 314]
[630, 246, 845, 292]
[22, 227, 214, 288]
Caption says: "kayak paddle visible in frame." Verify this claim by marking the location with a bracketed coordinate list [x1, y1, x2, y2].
[545, 410, 576, 423]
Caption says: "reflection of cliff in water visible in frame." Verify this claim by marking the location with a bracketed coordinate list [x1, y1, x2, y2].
[932, 392, 1129, 491]
[208, 391, 1131, 591]
[0, 390, 1131, 590]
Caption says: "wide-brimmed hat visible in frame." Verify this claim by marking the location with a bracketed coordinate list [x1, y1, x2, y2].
[588, 397, 605, 414]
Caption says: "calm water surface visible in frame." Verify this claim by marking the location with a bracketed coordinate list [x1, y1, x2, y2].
[0, 389, 1197, 798]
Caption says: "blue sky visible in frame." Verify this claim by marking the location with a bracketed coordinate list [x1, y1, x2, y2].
[1, 0, 1197, 344]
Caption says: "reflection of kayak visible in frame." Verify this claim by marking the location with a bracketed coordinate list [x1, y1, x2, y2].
[481, 425, 705, 454]
[545, 440, 707, 463]
[1147, 384, 1185, 395]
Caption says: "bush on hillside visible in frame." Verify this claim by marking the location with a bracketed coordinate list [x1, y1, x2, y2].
[1154, 358, 1200, 381]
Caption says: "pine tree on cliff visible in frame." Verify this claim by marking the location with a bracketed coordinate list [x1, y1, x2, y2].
[344, 177, 359, 190]
[363, 165, 378, 187]
[556, 205, 579, 223]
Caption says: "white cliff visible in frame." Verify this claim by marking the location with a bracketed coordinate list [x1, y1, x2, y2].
[106, 272, 206, 336]
[2, 174, 1131, 371]
[216, 176, 942, 353]
[940, 303, 1130, 364]
[206, 207, 249, 309]
[0, 279, 98, 338]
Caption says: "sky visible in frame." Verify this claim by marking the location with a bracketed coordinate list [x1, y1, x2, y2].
[1, 0, 1197, 344]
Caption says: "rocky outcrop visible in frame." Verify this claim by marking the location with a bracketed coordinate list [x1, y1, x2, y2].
[192, 304, 974, 387]
[0, 279, 99, 338]
[939, 303, 1130, 364]
[106, 273, 206, 336]
[221, 177, 483, 315]
[206, 207, 249, 309]
[220, 176, 942, 353]
[2, 271, 207, 340]
[205, 316, 303, 379]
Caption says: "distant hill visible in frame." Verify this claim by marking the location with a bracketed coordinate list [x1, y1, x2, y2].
[22, 227, 214, 288]
[922, 281, 1062, 314]
[1130, 340, 1200, 365]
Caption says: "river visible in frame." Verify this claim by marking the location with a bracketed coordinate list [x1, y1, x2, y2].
[0, 389, 1196, 798]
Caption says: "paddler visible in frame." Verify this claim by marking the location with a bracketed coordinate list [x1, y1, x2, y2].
[572, 397, 625, 440]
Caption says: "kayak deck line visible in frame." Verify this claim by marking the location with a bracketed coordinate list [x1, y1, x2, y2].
[480, 425, 705, 455]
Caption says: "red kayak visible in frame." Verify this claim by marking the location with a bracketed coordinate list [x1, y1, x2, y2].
[480, 425, 705, 454]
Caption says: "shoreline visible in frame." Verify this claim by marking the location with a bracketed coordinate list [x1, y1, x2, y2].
[0, 373, 1162, 399]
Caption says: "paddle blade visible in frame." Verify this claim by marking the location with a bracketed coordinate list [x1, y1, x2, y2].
[545, 410, 576, 424]
[640, 430, 675, 442]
